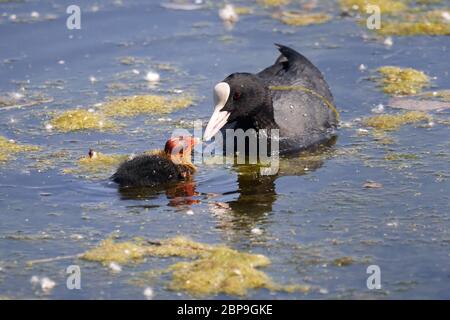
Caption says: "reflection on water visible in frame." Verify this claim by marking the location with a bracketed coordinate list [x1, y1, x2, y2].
[207, 146, 332, 234]
[117, 179, 200, 207]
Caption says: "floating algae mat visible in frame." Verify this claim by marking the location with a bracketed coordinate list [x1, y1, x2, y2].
[384, 153, 419, 161]
[275, 11, 332, 26]
[364, 111, 431, 130]
[167, 247, 273, 296]
[50, 109, 116, 132]
[376, 66, 430, 96]
[82, 236, 309, 297]
[63, 151, 128, 178]
[82, 236, 213, 265]
[340, 0, 450, 35]
[82, 237, 151, 265]
[0, 136, 40, 162]
[257, 0, 291, 7]
[339, 0, 408, 15]
[100, 95, 194, 117]
[377, 9, 450, 36]
[379, 20, 450, 36]
[234, 7, 253, 15]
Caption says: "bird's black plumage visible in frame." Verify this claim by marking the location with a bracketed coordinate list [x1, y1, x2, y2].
[111, 153, 195, 187]
[205, 44, 338, 155]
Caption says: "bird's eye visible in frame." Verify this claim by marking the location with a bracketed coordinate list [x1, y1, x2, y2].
[233, 92, 241, 101]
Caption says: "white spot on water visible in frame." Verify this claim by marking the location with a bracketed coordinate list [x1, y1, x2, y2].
[109, 262, 122, 273]
[384, 36, 393, 47]
[143, 287, 154, 300]
[357, 128, 369, 135]
[11, 92, 24, 100]
[219, 4, 238, 23]
[40, 277, 56, 293]
[145, 71, 160, 82]
[371, 104, 384, 113]
[30, 275, 40, 285]
[251, 227, 263, 235]
[339, 121, 352, 128]
[70, 234, 83, 240]
[387, 221, 398, 228]
[319, 288, 329, 294]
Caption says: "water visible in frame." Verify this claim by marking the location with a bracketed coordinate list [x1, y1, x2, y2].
[1, 0, 449, 299]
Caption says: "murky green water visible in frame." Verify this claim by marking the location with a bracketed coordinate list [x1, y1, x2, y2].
[1, 0, 449, 299]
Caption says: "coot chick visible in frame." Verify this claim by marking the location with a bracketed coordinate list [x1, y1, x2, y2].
[203, 44, 339, 154]
[111, 136, 198, 187]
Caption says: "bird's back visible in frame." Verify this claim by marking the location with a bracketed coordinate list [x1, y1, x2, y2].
[111, 154, 179, 187]
[258, 44, 338, 152]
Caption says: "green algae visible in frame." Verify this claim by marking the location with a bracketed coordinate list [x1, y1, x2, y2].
[385, 153, 419, 161]
[82, 238, 149, 265]
[276, 11, 332, 26]
[371, 130, 397, 145]
[333, 256, 355, 266]
[167, 247, 273, 296]
[63, 151, 128, 176]
[269, 85, 339, 119]
[81, 236, 213, 265]
[117, 56, 148, 66]
[234, 7, 253, 15]
[28, 150, 72, 172]
[416, 0, 443, 4]
[377, 9, 450, 36]
[82, 236, 309, 297]
[341, 0, 450, 36]
[0, 136, 40, 162]
[379, 21, 450, 35]
[377, 66, 430, 96]
[50, 109, 116, 132]
[364, 111, 431, 130]
[257, 0, 290, 7]
[100, 95, 194, 117]
[339, 0, 408, 15]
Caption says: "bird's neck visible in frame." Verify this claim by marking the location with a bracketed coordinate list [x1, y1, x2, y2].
[250, 91, 277, 130]
[162, 151, 196, 172]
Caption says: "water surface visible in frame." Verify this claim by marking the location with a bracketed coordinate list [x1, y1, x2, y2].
[0, 0, 449, 299]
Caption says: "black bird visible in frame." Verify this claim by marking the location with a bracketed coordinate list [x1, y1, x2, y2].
[111, 136, 198, 187]
[203, 44, 338, 155]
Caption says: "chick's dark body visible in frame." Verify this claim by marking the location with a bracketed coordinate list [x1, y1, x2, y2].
[111, 154, 194, 187]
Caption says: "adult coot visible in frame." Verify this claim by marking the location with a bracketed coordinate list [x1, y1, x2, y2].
[203, 44, 338, 155]
[111, 136, 198, 187]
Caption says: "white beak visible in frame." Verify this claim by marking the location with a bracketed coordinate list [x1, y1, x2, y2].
[203, 82, 231, 141]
